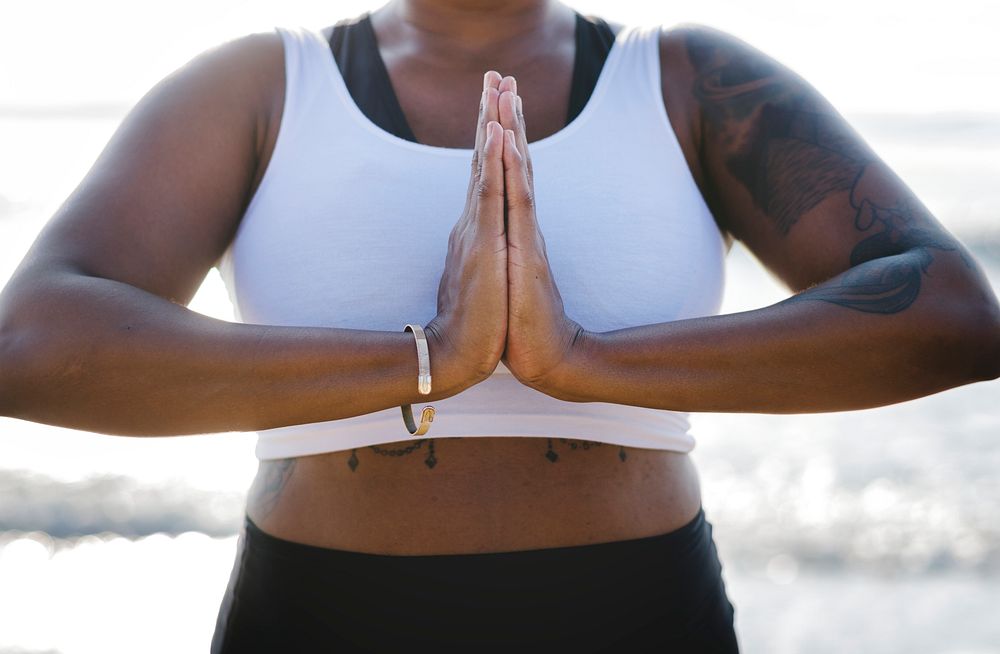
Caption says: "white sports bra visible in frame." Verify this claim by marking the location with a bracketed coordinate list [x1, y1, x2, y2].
[216, 21, 728, 460]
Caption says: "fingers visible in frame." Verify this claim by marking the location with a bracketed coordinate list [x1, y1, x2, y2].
[502, 126, 536, 231]
[495, 76, 537, 241]
[498, 89, 520, 155]
[498, 75, 516, 96]
[475, 71, 502, 153]
[515, 94, 533, 186]
[468, 71, 502, 201]
[477, 120, 505, 235]
[474, 72, 502, 170]
[497, 82, 533, 188]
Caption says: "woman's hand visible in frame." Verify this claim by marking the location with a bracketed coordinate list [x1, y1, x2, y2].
[496, 78, 584, 389]
[424, 72, 508, 389]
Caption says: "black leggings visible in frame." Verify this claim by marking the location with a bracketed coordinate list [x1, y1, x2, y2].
[211, 508, 739, 653]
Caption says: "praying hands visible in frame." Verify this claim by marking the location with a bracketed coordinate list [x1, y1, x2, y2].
[425, 71, 583, 394]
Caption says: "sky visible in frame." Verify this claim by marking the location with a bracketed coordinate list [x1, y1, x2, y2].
[1, 0, 998, 115]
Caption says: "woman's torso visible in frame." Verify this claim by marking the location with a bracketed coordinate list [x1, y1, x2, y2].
[240, 6, 709, 555]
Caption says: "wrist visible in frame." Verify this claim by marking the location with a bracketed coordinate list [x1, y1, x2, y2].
[532, 324, 595, 402]
[421, 320, 480, 398]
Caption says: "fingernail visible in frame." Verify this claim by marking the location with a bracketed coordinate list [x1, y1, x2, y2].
[510, 78, 517, 95]
[483, 72, 490, 90]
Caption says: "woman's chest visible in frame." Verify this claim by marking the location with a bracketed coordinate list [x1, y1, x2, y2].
[221, 133, 726, 334]
[385, 67, 574, 150]
[220, 23, 727, 335]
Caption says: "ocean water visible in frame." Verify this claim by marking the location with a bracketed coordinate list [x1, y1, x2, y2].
[1, 112, 998, 653]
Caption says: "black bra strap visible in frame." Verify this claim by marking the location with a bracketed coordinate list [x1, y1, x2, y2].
[329, 14, 418, 142]
[567, 13, 617, 125]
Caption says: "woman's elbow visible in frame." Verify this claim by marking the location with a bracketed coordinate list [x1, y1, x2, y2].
[951, 296, 1000, 384]
[979, 312, 1000, 382]
[909, 278, 1000, 390]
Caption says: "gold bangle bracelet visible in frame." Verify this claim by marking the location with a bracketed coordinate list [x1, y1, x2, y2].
[401, 323, 435, 436]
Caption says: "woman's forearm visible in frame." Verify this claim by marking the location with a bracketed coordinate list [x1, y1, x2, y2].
[0, 270, 466, 436]
[538, 250, 1000, 412]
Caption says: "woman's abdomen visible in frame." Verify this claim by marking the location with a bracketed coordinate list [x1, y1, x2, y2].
[245, 436, 702, 555]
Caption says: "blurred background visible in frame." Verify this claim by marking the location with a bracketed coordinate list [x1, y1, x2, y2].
[1, 0, 998, 652]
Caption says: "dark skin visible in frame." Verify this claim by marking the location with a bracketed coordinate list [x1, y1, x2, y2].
[1, 0, 997, 554]
[528, 25, 1000, 412]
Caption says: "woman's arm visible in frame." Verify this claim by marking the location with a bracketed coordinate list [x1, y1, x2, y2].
[0, 32, 450, 436]
[0, 271, 466, 435]
[0, 35, 509, 436]
[524, 25, 1000, 411]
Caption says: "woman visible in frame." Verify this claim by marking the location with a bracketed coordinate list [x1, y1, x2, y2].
[0, 0, 997, 651]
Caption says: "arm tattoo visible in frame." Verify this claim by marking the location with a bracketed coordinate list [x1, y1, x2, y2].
[785, 163, 964, 313]
[688, 31, 874, 235]
[727, 105, 869, 236]
[248, 458, 296, 519]
[687, 29, 969, 314]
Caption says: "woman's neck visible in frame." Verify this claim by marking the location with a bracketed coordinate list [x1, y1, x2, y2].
[372, 0, 573, 62]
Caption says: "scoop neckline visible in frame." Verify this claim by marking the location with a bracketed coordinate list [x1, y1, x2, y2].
[310, 21, 630, 157]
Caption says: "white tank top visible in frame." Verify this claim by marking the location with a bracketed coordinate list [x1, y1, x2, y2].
[217, 22, 728, 460]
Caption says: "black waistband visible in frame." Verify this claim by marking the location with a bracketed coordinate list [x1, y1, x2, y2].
[242, 506, 708, 564]
[214, 507, 738, 653]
